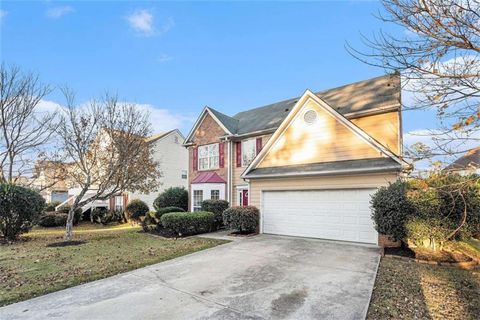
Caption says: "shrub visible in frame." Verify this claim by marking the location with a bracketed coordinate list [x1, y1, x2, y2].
[370, 180, 417, 241]
[222, 206, 259, 234]
[37, 213, 59, 227]
[126, 199, 149, 223]
[0, 184, 45, 240]
[161, 211, 215, 236]
[37, 209, 81, 227]
[201, 200, 229, 228]
[405, 217, 452, 251]
[153, 187, 188, 211]
[44, 201, 61, 212]
[153, 206, 185, 221]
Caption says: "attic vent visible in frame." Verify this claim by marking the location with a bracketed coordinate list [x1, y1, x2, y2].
[303, 110, 317, 124]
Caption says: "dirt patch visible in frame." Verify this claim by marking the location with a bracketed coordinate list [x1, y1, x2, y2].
[46, 240, 86, 247]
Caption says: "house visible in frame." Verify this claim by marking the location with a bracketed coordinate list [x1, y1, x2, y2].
[31, 160, 69, 203]
[55, 129, 188, 213]
[184, 73, 410, 245]
[444, 147, 480, 175]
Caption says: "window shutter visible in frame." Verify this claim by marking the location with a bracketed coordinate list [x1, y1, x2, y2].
[109, 197, 115, 210]
[219, 142, 225, 168]
[256, 137, 263, 154]
[236, 142, 242, 167]
[193, 147, 198, 171]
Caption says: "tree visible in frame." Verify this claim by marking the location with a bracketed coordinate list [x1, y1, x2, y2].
[0, 64, 58, 184]
[57, 91, 160, 240]
[347, 0, 480, 162]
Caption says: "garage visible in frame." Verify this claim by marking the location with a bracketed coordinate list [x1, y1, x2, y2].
[262, 189, 378, 244]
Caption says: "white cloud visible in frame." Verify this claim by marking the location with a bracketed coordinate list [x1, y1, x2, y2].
[134, 103, 194, 134]
[125, 9, 174, 37]
[46, 6, 75, 19]
[158, 53, 173, 63]
[37, 99, 63, 114]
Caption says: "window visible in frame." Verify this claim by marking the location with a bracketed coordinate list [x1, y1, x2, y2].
[211, 190, 220, 200]
[198, 143, 219, 170]
[193, 190, 203, 211]
[115, 196, 123, 211]
[181, 170, 187, 179]
[241, 139, 257, 167]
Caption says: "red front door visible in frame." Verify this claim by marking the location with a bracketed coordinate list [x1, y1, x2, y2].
[241, 190, 249, 207]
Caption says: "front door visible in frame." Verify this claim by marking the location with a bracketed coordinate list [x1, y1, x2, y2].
[241, 189, 249, 207]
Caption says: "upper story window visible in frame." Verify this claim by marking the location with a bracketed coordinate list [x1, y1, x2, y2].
[241, 139, 257, 167]
[181, 170, 187, 179]
[198, 143, 219, 170]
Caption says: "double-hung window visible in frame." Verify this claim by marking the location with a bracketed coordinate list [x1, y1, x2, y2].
[115, 196, 123, 211]
[241, 139, 257, 167]
[210, 190, 220, 200]
[198, 143, 219, 170]
[193, 190, 203, 212]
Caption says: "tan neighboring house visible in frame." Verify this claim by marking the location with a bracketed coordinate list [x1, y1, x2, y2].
[31, 161, 70, 203]
[39, 129, 187, 213]
[444, 147, 480, 175]
[184, 73, 410, 245]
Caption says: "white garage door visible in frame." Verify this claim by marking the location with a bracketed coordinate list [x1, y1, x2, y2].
[262, 189, 378, 244]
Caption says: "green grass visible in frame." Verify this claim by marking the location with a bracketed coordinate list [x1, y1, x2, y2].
[367, 257, 480, 320]
[0, 224, 228, 306]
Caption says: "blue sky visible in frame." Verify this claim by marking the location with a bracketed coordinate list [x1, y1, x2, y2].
[1, 1, 435, 142]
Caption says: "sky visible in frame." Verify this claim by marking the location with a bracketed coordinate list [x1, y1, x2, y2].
[0, 0, 444, 167]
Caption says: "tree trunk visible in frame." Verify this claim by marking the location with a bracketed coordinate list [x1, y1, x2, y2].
[65, 207, 75, 241]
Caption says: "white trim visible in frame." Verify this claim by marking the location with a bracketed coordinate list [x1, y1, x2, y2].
[184, 107, 233, 144]
[242, 90, 408, 178]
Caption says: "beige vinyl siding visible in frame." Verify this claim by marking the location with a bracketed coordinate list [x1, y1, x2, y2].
[249, 173, 398, 208]
[231, 134, 272, 205]
[352, 111, 400, 155]
[257, 100, 384, 168]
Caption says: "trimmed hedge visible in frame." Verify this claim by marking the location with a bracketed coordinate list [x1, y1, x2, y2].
[161, 211, 215, 236]
[38, 209, 82, 227]
[222, 206, 259, 234]
[125, 199, 149, 222]
[153, 206, 185, 221]
[0, 184, 45, 240]
[201, 200, 229, 228]
[153, 187, 188, 211]
[44, 201, 61, 212]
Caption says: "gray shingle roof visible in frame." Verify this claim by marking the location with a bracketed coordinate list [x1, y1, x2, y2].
[209, 73, 400, 136]
[244, 157, 401, 178]
[445, 147, 480, 171]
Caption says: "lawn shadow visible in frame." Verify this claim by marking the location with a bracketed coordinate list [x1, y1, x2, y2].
[46, 240, 86, 247]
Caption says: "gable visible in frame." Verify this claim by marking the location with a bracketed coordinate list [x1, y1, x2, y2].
[191, 113, 228, 145]
[256, 97, 387, 169]
[352, 111, 400, 155]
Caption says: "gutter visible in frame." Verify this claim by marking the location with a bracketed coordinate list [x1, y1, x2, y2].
[242, 164, 402, 179]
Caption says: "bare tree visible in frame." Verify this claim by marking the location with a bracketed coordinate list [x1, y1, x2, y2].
[0, 64, 57, 183]
[57, 90, 159, 240]
[347, 0, 480, 162]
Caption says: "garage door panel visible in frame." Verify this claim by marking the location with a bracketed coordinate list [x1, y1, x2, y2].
[262, 189, 377, 244]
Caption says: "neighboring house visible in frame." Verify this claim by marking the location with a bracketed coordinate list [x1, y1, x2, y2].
[31, 160, 69, 203]
[129, 129, 188, 209]
[184, 73, 410, 245]
[444, 147, 480, 175]
[55, 129, 187, 213]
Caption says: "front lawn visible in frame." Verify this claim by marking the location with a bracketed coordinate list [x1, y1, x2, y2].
[0, 224, 228, 306]
[367, 256, 480, 320]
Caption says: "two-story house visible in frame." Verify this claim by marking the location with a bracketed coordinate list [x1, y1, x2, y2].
[184, 73, 409, 245]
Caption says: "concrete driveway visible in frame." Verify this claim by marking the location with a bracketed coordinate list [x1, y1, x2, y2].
[1, 235, 380, 320]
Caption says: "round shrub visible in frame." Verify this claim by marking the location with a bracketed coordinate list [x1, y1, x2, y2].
[370, 180, 417, 241]
[161, 211, 215, 236]
[37, 213, 59, 227]
[0, 183, 45, 240]
[153, 206, 185, 221]
[125, 199, 149, 222]
[405, 217, 452, 250]
[153, 187, 188, 211]
[44, 201, 61, 212]
[201, 200, 229, 228]
[222, 206, 259, 234]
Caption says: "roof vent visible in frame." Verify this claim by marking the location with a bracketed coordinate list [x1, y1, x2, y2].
[285, 108, 289, 112]
[303, 110, 317, 124]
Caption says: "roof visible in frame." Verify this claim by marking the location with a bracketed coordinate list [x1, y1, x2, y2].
[206, 73, 400, 136]
[191, 171, 226, 184]
[146, 129, 184, 143]
[445, 147, 480, 171]
[243, 158, 401, 179]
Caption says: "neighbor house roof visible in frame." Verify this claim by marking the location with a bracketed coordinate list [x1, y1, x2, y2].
[205, 73, 400, 137]
[146, 129, 184, 143]
[445, 147, 480, 171]
[244, 158, 401, 179]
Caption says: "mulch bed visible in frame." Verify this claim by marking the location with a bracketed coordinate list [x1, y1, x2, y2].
[46, 240, 86, 247]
